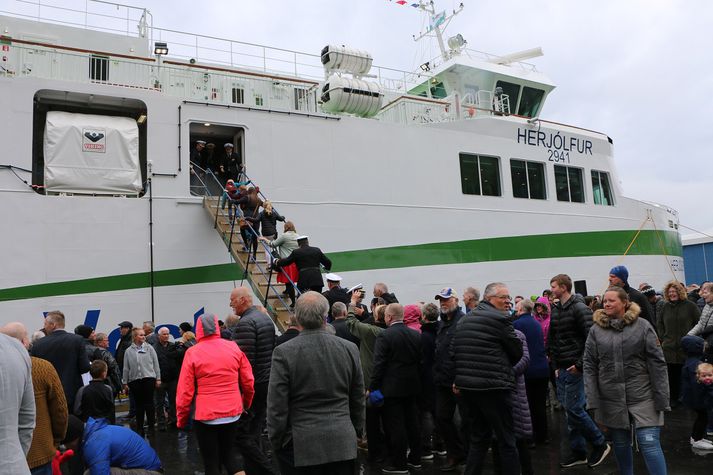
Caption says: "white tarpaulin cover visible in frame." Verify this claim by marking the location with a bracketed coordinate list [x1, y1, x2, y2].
[44, 111, 142, 195]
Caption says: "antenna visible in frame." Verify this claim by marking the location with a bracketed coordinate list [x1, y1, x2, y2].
[412, 1, 465, 62]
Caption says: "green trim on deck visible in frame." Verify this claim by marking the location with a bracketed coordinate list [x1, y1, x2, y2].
[0, 229, 681, 302]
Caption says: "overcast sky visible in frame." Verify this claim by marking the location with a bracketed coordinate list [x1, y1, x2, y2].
[28, 0, 713, 235]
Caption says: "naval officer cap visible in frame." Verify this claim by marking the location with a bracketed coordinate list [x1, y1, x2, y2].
[196, 140, 206, 145]
[325, 273, 342, 282]
[296, 235, 309, 241]
[224, 143, 234, 148]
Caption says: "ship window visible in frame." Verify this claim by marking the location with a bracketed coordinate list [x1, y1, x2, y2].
[231, 87, 244, 104]
[517, 87, 545, 118]
[510, 159, 546, 200]
[591, 170, 614, 206]
[254, 94, 264, 106]
[459, 153, 501, 197]
[554, 165, 585, 203]
[89, 55, 109, 82]
[495, 80, 520, 113]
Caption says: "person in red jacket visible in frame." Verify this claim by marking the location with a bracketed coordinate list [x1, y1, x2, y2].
[176, 313, 255, 475]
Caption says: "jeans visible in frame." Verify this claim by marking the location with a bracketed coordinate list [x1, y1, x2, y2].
[128, 377, 156, 436]
[556, 370, 605, 455]
[461, 390, 519, 475]
[194, 420, 242, 475]
[610, 426, 667, 475]
[154, 379, 177, 425]
[30, 463, 52, 475]
[435, 386, 465, 460]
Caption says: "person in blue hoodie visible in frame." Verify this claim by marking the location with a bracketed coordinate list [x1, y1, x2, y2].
[680, 335, 713, 450]
[514, 298, 551, 445]
[63, 415, 163, 474]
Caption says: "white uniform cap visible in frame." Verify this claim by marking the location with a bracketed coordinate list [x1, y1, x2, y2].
[296, 235, 309, 241]
[196, 140, 206, 145]
[224, 143, 234, 148]
[325, 273, 342, 282]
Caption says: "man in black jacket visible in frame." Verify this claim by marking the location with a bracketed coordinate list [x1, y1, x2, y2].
[152, 327, 182, 430]
[322, 273, 351, 317]
[549, 274, 610, 468]
[332, 302, 360, 347]
[608, 265, 655, 327]
[452, 282, 523, 475]
[274, 236, 332, 293]
[114, 321, 134, 371]
[31, 310, 90, 409]
[370, 303, 423, 474]
[75, 325, 122, 396]
[230, 286, 276, 474]
[374, 282, 399, 304]
[93, 332, 123, 396]
[433, 288, 466, 470]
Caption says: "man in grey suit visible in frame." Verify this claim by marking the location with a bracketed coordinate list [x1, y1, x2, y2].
[0, 330, 36, 475]
[267, 291, 365, 475]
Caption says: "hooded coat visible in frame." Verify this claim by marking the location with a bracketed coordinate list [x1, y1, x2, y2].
[583, 303, 669, 429]
[176, 314, 255, 427]
[533, 297, 551, 347]
[511, 330, 533, 439]
[82, 417, 162, 475]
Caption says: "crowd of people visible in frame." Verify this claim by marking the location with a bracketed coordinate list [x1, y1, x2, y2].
[4, 260, 713, 475]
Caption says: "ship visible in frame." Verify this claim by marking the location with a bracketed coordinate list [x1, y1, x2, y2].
[0, 0, 682, 343]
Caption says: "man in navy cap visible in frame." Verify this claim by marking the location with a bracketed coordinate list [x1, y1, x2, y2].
[274, 236, 332, 293]
[608, 265, 655, 327]
[222, 142, 243, 182]
[190, 140, 206, 169]
[323, 273, 351, 318]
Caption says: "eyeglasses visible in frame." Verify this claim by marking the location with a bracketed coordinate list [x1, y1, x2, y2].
[495, 294, 511, 300]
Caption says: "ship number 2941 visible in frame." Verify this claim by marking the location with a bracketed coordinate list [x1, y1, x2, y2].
[548, 149, 570, 163]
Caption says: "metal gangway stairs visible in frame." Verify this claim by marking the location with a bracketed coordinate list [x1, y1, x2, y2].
[192, 166, 298, 331]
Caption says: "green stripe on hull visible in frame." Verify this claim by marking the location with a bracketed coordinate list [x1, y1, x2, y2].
[0, 263, 242, 302]
[331, 229, 681, 272]
[0, 230, 680, 302]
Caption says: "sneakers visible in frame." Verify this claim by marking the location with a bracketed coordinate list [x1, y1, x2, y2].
[381, 468, 408, 475]
[420, 452, 434, 461]
[559, 453, 587, 468]
[588, 443, 611, 467]
[407, 462, 422, 470]
[691, 438, 713, 450]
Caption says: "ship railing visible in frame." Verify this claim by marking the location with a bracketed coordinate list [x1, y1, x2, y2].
[2, 42, 321, 113]
[192, 164, 300, 313]
[421, 47, 540, 73]
[2, 0, 433, 94]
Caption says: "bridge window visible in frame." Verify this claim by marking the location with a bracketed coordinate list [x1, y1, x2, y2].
[459, 153, 501, 196]
[591, 170, 614, 206]
[495, 80, 520, 113]
[511, 159, 546, 200]
[517, 87, 545, 118]
[554, 165, 585, 203]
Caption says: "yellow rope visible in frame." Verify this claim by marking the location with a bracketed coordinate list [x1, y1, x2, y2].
[600, 215, 651, 295]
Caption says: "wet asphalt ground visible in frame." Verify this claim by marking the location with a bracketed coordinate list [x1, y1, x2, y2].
[130, 405, 713, 474]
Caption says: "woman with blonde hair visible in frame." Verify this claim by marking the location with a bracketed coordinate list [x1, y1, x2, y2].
[584, 287, 669, 475]
[260, 221, 298, 308]
[657, 280, 701, 406]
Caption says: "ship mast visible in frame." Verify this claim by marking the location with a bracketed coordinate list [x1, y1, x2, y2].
[412, 1, 465, 63]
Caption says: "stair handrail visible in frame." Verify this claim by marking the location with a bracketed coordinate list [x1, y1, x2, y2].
[195, 166, 301, 314]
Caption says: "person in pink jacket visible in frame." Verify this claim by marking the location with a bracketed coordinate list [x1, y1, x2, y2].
[176, 313, 255, 475]
[534, 297, 551, 347]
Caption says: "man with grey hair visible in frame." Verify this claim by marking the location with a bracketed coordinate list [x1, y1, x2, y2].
[0, 323, 36, 475]
[332, 301, 360, 347]
[371, 303, 423, 473]
[152, 327, 181, 430]
[463, 287, 480, 314]
[453, 282, 523, 475]
[374, 282, 399, 304]
[92, 332, 123, 396]
[268, 292, 364, 474]
[31, 311, 90, 409]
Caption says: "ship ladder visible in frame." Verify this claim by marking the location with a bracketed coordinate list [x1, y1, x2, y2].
[194, 166, 299, 331]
